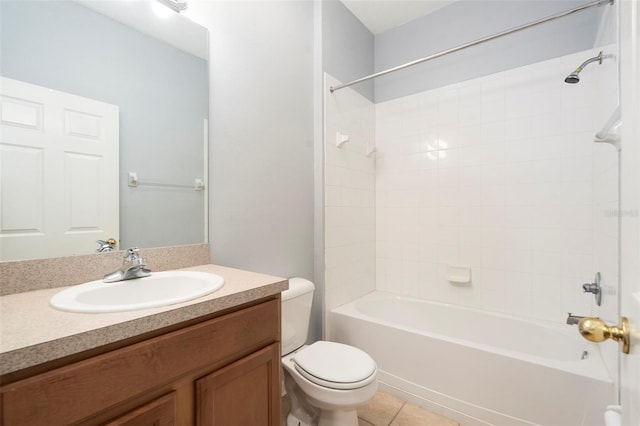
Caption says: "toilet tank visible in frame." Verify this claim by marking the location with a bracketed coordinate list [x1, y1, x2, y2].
[281, 277, 314, 356]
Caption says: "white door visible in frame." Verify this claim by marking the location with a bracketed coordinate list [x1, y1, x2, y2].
[619, 0, 640, 424]
[0, 77, 119, 260]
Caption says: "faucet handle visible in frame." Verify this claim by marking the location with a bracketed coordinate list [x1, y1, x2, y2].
[123, 247, 146, 265]
[96, 240, 111, 252]
[124, 247, 140, 257]
[96, 238, 117, 253]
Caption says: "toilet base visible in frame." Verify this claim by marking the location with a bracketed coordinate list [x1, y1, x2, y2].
[318, 408, 359, 426]
[288, 413, 314, 426]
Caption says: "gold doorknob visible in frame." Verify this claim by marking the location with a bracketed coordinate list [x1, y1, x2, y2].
[578, 317, 630, 354]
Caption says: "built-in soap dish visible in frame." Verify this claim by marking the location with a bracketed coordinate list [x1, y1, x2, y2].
[447, 264, 471, 284]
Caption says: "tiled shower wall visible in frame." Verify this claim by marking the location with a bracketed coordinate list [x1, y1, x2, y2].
[375, 47, 619, 323]
[325, 47, 619, 325]
[324, 74, 376, 315]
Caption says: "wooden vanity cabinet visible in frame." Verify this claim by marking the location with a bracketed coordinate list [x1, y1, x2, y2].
[104, 392, 178, 426]
[0, 297, 282, 426]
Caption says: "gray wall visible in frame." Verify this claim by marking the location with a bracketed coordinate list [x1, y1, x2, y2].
[188, 2, 315, 327]
[321, 0, 375, 101]
[375, 0, 602, 102]
[189, 0, 368, 342]
[1, 1, 208, 250]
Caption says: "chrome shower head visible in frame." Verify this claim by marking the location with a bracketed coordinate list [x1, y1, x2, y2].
[564, 72, 581, 84]
[564, 51, 606, 84]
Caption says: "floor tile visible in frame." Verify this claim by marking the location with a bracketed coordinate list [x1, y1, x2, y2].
[358, 419, 376, 426]
[358, 391, 405, 426]
[390, 402, 458, 426]
[281, 394, 290, 426]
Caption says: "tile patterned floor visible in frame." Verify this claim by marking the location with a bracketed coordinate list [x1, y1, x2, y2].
[357, 392, 460, 426]
[282, 391, 460, 426]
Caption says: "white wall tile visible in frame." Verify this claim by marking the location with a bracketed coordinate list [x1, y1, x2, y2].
[335, 48, 618, 323]
[459, 99, 482, 125]
[437, 148, 459, 169]
[324, 73, 376, 311]
[438, 124, 459, 149]
[459, 243, 483, 267]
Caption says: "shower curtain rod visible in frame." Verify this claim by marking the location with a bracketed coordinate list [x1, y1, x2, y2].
[329, 0, 613, 93]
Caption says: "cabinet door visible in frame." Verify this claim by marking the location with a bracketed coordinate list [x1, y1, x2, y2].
[104, 392, 177, 426]
[196, 343, 281, 426]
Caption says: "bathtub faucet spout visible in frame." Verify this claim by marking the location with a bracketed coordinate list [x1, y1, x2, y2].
[566, 313, 586, 325]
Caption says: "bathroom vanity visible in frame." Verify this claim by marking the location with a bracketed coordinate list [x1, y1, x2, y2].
[0, 263, 287, 425]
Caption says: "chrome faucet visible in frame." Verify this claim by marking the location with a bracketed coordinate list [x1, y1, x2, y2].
[103, 247, 151, 283]
[566, 313, 586, 325]
[96, 238, 116, 253]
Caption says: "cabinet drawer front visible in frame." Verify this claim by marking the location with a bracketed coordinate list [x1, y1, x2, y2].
[105, 392, 177, 426]
[1, 299, 279, 425]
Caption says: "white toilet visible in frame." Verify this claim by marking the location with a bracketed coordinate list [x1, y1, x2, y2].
[281, 277, 378, 426]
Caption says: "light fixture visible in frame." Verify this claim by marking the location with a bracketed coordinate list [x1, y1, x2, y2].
[156, 0, 188, 14]
[152, 1, 174, 18]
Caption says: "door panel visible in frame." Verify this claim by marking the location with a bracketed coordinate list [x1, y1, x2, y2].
[0, 77, 119, 260]
[0, 144, 44, 233]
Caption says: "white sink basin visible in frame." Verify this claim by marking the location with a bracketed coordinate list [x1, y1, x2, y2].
[50, 271, 224, 313]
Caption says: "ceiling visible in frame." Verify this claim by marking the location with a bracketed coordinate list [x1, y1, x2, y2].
[76, 0, 208, 59]
[340, 0, 459, 34]
[80, 0, 456, 54]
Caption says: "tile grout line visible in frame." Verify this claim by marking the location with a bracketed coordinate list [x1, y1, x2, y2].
[387, 401, 406, 426]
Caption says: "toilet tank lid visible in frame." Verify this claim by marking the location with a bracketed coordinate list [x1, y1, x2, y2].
[282, 277, 315, 301]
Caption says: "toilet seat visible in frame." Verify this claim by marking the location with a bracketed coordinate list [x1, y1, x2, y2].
[293, 341, 377, 390]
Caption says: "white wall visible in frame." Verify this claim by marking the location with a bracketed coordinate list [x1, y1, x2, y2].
[374, 47, 618, 324]
[187, 1, 315, 312]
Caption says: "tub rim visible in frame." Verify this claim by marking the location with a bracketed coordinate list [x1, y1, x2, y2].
[330, 290, 613, 383]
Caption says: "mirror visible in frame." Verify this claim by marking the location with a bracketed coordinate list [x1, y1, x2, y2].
[0, 0, 208, 261]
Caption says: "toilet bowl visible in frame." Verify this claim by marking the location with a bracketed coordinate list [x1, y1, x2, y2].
[281, 278, 378, 426]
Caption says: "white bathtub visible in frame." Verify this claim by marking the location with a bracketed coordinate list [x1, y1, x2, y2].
[329, 291, 614, 426]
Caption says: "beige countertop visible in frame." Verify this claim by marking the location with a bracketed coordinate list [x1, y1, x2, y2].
[0, 264, 288, 376]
